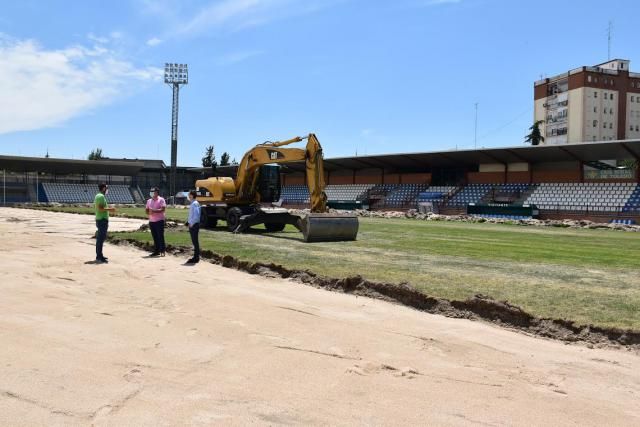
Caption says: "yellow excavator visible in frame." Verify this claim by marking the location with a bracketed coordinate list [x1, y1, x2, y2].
[194, 133, 359, 242]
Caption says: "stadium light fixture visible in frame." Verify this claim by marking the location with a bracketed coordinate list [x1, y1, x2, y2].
[164, 63, 189, 85]
[164, 63, 188, 204]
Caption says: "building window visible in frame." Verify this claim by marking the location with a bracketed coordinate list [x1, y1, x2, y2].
[632, 96, 636, 102]
[593, 136, 597, 141]
[588, 75, 592, 83]
[594, 91, 598, 98]
[593, 120, 598, 127]
[631, 125, 634, 131]
[594, 106, 597, 113]
[611, 93, 614, 100]
[610, 123, 613, 129]
[603, 122, 607, 128]
[611, 108, 614, 114]
[595, 77, 598, 83]
[637, 125, 640, 132]
[604, 93, 608, 100]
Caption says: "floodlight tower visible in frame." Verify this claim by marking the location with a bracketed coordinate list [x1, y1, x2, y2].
[164, 63, 188, 203]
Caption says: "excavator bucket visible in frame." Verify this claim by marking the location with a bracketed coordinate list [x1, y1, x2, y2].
[298, 213, 359, 242]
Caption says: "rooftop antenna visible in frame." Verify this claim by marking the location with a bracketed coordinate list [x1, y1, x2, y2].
[607, 20, 613, 60]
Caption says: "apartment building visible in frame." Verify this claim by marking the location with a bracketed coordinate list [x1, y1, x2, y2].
[534, 59, 640, 145]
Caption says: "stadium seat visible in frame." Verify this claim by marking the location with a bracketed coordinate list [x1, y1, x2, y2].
[525, 182, 638, 212]
[449, 184, 494, 206]
[41, 183, 136, 204]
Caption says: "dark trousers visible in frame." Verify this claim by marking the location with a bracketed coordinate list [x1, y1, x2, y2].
[149, 220, 166, 253]
[189, 224, 200, 260]
[96, 219, 109, 259]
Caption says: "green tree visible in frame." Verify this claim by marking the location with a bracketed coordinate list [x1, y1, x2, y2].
[525, 120, 545, 146]
[88, 148, 104, 160]
[220, 152, 231, 166]
[201, 145, 217, 168]
[231, 158, 238, 165]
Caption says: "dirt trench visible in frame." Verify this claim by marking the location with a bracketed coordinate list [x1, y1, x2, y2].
[107, 235, 640, 350]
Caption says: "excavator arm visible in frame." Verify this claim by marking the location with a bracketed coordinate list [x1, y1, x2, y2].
[233, 133, 327, 212]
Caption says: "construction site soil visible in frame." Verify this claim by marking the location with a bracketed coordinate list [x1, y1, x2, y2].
[111, 230, 640, 350]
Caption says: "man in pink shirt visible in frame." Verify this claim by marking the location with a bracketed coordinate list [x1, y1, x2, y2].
[146, 187, 167, 257]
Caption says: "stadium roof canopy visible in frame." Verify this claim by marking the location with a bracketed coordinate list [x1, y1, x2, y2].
[103, 157, 167, 170]
[0, 155, 145, 175]
[206, 139, 640, 175]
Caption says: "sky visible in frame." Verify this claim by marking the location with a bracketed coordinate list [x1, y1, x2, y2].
[1, 0, 639, 166]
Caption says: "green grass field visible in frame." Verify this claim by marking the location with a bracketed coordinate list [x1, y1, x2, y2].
[29, 206, 640, 329]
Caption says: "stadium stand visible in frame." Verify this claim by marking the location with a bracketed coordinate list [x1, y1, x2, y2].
[42, 183, 136, 204]
[281, 184, 443, 208]
[525, 182, 637, 212]
[623, 184, 640, 213]
[479, 183, 537, 204]
[280, 185, 310, 204]
[449, 184, 493, 206]
[324, 184, 374, 201]
[281, 184, 374, 205]
[381, 184, 429, 208]
[417, 186, 457, 202]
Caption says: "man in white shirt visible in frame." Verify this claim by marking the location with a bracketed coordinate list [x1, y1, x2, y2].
[186, 190, 201, 264]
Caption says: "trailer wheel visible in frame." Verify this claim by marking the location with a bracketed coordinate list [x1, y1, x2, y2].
[264, 222, 286, 232]
[226, 207, 242, 232]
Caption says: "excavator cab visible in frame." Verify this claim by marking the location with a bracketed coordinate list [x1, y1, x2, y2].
[257, 165, 281, 204]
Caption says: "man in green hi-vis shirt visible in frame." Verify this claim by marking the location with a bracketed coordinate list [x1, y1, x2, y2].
[94, 183, 116, 263]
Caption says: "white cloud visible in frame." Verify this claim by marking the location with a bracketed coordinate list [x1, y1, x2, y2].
[0, 34, 162, 135]
[177, 0, 290, 35]
[216, 50, 265, 65]
[146, 37, 163, 47]
[137, 0, 344, 38]
[87, 33, 109, 44]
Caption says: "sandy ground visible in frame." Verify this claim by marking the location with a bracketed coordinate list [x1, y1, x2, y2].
[0, 208, 639, 426]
